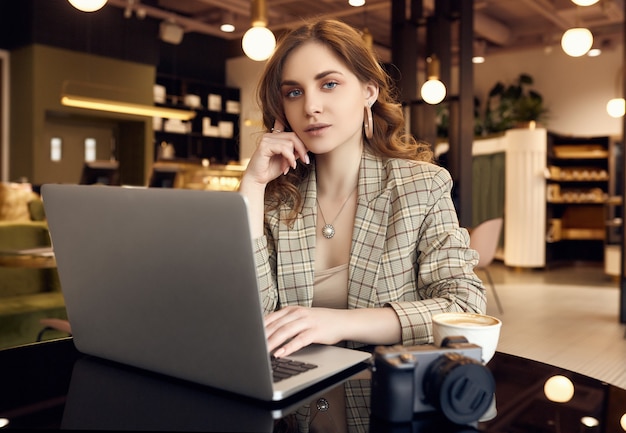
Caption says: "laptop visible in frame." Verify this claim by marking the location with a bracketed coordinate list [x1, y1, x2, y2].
[41, 184, 371, 402]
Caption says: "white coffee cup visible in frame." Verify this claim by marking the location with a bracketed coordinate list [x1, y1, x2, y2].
[431, 312, 502, 364]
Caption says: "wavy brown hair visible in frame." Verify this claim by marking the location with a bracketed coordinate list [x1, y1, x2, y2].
[257, 19, 433, 219]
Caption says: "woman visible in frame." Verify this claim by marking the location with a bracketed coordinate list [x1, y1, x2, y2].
[239, 19, 485, 359]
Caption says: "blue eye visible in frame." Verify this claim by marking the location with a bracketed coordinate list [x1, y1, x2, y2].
[286, 89, 302, 98]
[323, 81, 338, 90]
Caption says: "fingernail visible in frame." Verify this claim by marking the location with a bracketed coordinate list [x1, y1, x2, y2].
[283, 168, 289, 175]
[274, 348, 285, 357]
[304, 153, 310, 164]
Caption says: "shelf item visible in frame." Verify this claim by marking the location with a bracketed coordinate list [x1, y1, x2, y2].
[183, 94, 201, 108]
[551, 144, 609, 159]
[153, 84, 166, 103]
[546, 165, 609, 181]
[560, 228, 604, 240]
[207, 94, 222, 111]
[545, 133, 613, 265]
[546, 184, 608, 203]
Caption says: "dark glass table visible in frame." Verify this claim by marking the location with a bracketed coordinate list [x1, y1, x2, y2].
[0, 338, 624, 432]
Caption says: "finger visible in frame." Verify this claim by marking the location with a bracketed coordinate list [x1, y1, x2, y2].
[293, 141, 310, 165]
[270, 126, 309, 166]
[257, 139, 297, 172]
[265, 308, 306, 352]
[266, 120, 309, 167]
[264, 306, 299, 333]
[273, 329, 316, 358]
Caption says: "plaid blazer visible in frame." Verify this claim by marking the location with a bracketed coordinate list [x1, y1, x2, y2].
[253, 151, 486, 346]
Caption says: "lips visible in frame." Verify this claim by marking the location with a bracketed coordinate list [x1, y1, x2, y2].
[304, 124, 330, 134]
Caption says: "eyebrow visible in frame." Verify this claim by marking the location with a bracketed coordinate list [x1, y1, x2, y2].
[280, 70, 344, 87]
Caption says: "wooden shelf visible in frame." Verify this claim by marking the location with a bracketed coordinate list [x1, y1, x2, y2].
[560, 228, 605, 240]
[546, 133, 612, 265]
[552, 145, 609, 159]
[548, 199, 606, 204]
[154, 74, 240, 164]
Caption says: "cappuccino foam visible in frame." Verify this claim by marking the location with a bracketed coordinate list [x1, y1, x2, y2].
[437, 316, 499, 327]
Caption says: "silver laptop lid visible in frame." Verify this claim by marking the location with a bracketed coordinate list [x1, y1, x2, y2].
[42, 185, 275, 400]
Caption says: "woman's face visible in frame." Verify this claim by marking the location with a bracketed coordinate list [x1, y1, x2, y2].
[279, 41, 377, 155]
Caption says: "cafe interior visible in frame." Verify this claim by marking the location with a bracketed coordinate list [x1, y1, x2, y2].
[1, 0, 626, 431]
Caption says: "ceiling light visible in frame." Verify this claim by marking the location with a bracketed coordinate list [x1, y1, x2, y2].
[561, 27, 593, 57]
[242, 0, 276, 61]
[571, 0, 599, 5]
[420, 55, 446, 105]
[349, 0, 366, 6]
[587, 48, 601, 57]
[606, 98, 625, 118]
[67, 0, 108, 12]
[580, 417, 599, 428]
[473, 39, 486, 64]
[221, 11, 235, 33]
[472, 56, 485, 64]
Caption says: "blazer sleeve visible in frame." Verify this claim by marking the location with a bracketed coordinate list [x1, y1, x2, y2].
[385, 166, 487, 345]
[253, 231, 279, 315]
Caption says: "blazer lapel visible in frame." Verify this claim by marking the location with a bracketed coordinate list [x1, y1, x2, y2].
[349, 153, 390, 307]
[276, 169, 318, 306]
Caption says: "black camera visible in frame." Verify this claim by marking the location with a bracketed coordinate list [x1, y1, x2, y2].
[370, 337, 495, 425]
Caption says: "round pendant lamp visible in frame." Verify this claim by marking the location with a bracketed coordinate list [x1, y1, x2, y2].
[606, 98, 625, 118]
[242, 26, 276, 61]
[67, 0, 108, 12]
[420, 56, 446, 105]
[242, 0, 276, 61]
[570, 0, 599, 5]
[561, 27, 593, 57]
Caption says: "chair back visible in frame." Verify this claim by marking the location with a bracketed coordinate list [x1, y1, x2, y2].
[469, 218, 503, 268]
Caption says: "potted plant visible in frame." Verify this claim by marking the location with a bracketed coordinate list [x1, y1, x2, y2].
[483, 73, 548, 133]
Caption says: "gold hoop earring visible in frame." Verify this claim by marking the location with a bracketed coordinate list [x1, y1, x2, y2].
[363, 102, 373, 139]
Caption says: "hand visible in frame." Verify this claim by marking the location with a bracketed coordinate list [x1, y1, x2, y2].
[265, 306, 402, 357]
[243, 120, 310, 187]
[264, 306, 345, 357]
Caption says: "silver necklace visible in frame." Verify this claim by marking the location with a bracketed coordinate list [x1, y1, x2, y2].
[316, 186, 357, 239]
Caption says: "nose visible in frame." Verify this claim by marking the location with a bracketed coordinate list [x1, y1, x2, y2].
[304, 93, 322, 116]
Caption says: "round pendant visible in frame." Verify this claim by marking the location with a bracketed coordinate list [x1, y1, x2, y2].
[322, 224, 335, 239]
[316, 398, 330, 412]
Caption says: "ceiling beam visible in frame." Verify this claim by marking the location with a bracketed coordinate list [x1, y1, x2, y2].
[519, 0, 573, 30]
[107, 0, 229, 38]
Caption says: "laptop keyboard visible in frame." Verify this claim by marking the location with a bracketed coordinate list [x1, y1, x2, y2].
[271, 356, 318, 382]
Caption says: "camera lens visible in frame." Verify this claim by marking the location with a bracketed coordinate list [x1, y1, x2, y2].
[423, 353, 495, 424]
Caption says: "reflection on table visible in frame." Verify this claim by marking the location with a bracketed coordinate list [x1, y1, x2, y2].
[0, 338, 624, 432]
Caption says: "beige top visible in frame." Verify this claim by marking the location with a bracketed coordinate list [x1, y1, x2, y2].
[312, 263, 349, 309]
